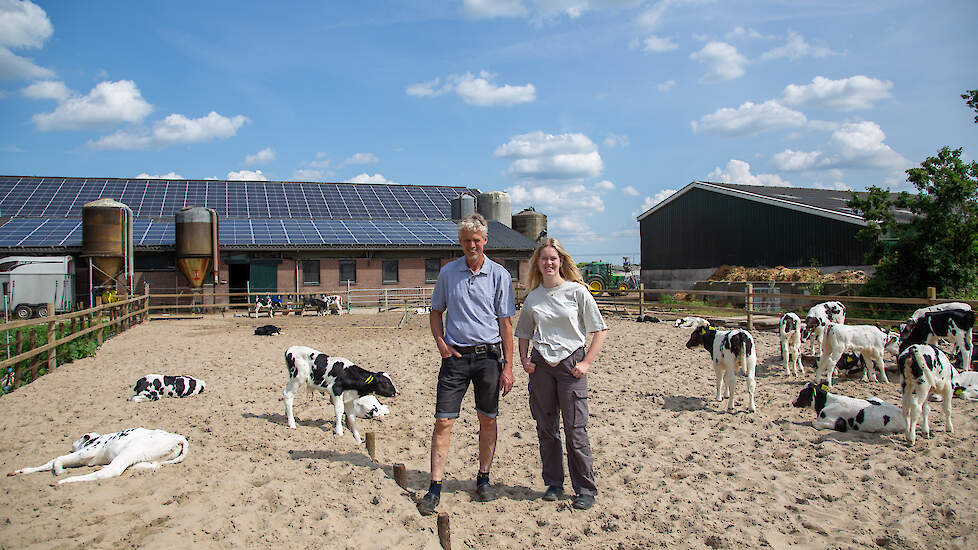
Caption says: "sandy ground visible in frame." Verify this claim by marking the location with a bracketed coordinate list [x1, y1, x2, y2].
[0, 310, 975, 550]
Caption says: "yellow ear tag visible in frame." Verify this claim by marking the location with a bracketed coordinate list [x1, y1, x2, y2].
[700, 328, 707, 335]
[365, 375, 374, 384]
[819, 383, 830, 393]
[955, 388, 964, 396]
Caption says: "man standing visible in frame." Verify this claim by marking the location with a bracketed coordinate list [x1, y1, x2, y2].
[417, 213, 515, 516]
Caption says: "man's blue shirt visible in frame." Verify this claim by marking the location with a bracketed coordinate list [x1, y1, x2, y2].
[431, 256, 516, 347]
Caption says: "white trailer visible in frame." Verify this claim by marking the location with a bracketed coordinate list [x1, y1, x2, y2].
[0, 256, 75, 320]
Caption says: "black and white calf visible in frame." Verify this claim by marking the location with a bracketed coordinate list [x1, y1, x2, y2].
[283, 345, 397, 444]
[951, 365, 978, 401]
[814, 324, 896, 387]
[350, 394, 390, 419]
[779, 312, 803, 377]
[304, 294, 343, 316]
[678, 317, 757, 413]
[898, 305, 974, 372]
[791, 382, 906, 433]
[7, 428, 188, 484]
[803, 301, 846, 356]
[129, 375, 205, 402]
[254, 324, 282, 336]
[898, 345, 954, 445]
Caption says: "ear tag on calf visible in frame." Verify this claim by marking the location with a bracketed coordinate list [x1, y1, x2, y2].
[819, 384, 830, 393]
[365, 375, 374, 384]
[955, 387, 964, 397]
[700, 328, 707, 335]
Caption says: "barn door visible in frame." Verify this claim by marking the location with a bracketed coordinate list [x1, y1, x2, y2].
[249, 261, 278, 300]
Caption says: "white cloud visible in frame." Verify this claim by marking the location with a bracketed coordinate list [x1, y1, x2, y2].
[292, 169, 330, 181]
[760, 31, 837, 61]
[90, 111, 249, 150]
[642, 34, 678, 52]
[305, 152, 331, 169]
[632, 188, 676, 217]
[807, 119, 841, 132]
[408, 71, 535, 107]
[689, 42, 747, 83]
[0, 0, 54, 80]
[657, 80, 675, 92]
[813, 181, 851, 191]
[622, 185, 640, 196]
[781, 75, 893, 111]
[341, 152, 379, 166]
[707, 159, 790, 187]
[244, 147, 276, 166]
[226, 169, 267, 181]
[21, 79, 69, 101]
[770, 121, 908, 173]
[725, 26, 770, 40]
[603, 133, 629, 148]
[595, 180, 615, 191]
[348, 173, 395, 184]
[461, 0, 528, 18]
[691, 100, 806, 135]
[495, 131, 603, 181]
[136, 172, 183, 180]
[32, 80, 153, 131]
[1, 145, 26, 152]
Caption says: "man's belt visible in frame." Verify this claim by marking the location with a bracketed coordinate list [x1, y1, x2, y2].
[454, 343, 499, 356]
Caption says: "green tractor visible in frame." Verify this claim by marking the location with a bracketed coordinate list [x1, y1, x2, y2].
[578, 261, 639, 296]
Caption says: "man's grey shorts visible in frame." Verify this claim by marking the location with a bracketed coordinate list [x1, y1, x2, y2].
[435, 352, 502, 419]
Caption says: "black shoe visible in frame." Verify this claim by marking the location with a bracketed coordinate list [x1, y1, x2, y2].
[572, 494, 595, 510]
[417, 492, 439, 516]
[542, 486, 564, 501]
[475, 483, 496, 502]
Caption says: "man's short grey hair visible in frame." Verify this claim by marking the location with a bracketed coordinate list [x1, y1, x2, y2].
[457, 213, 488, 238]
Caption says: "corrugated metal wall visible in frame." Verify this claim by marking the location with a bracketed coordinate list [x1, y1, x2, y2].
[640, 188, 873, 269]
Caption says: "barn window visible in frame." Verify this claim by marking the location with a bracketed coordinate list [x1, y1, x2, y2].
[425, 259, 441, 283]
[302, 260, 320, 285]
[382, 260, 399, 284]
[339, 260, 357, 284]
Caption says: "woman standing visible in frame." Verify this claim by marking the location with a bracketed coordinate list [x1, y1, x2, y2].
[514, 238, 608, 510]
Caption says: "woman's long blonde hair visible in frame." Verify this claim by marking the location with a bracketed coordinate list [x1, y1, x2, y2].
[524, 237, 585, 291]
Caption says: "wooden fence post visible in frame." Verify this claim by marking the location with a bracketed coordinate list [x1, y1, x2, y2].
[144, 282, 150, 322]
[14, 332, 23, 386]
[46, 302, 56, 371]
[639, 283, 645, 317]
[96, 296, 103, 346]
[927, 286, 937, 304]
[28, 330, 37, 380]
[746, 283, 754, 331]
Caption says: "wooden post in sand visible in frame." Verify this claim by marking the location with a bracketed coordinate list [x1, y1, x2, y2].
[639, 282, 645, 317]
[745, 283, 754, 331]
[437, 513, 451, 550]
[365, 432, 376, 461]
[393, 463, 407, 489]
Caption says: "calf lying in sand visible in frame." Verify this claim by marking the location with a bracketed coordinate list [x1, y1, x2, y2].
[283, 345, 397, 444]
[129, 375, 205, 402]
[8, 428, 188, 485]
[676, 317, 757, 413]
[898, 345, 953, 445]
[254, 324, 282, 336]
[792, 382, 905, 433]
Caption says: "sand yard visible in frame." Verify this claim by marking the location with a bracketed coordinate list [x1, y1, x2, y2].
[0, 311, 975, 550]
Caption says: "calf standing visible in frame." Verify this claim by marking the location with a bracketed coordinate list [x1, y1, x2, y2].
[814, 324, 891, 387]
[283, 345, 397, 444]
[803, 301, 846, 356]
[680, 317, 757, 412]
[899, 306, 975, 372]
[8, 428, 188, 484]
[898, 345, 953, 445]
[779, 312, 803, 376]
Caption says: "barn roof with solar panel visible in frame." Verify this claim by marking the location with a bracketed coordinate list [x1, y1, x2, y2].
[0, 175, 539, 252]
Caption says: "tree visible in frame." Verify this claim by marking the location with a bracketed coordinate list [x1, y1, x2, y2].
[848, 93, 978, 298]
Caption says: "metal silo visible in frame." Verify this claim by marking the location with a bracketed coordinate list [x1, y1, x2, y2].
[512, 207, 548, 242]
[81, 198, 134, 295]
[476, 191, 512, 228]
[175, 206, 219, 288]
[450, 192, 476, 220]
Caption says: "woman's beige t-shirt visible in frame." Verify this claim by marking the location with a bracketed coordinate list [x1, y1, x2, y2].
[514, 281, 607, 365]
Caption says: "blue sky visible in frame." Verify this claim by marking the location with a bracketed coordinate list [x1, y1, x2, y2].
[1, 0, 976, 262]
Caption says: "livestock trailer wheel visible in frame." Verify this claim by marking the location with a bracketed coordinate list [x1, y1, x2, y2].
[33, 304, 48, 318]
[586, 277, 605, 297]
[13, 304, 32, 320]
